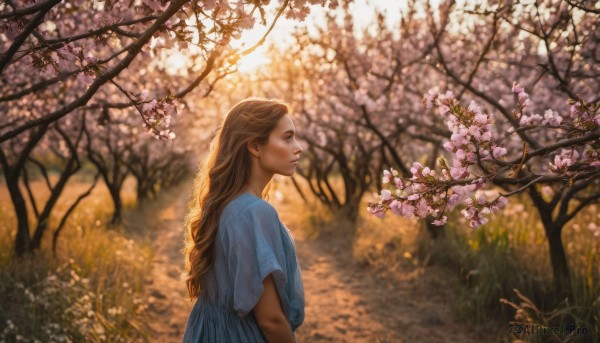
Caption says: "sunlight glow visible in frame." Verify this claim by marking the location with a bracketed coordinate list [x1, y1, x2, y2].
[165, 51, 189, 76]
[237, 48, 269, 73]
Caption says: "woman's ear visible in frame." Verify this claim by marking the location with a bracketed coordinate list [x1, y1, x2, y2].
[246, 141, 260, 158]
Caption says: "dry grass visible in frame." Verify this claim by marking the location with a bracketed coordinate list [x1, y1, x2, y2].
[271, 175, 600, 341]
[2, 171, 597, 342]
[0, 174, 154, 342]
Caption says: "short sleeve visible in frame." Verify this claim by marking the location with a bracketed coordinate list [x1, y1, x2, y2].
[222, 201, 290, 319]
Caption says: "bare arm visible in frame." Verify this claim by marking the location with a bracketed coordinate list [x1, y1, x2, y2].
[253, 273, 295, 343]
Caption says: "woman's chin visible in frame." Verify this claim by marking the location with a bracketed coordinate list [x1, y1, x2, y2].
[277, 169, 296, 177]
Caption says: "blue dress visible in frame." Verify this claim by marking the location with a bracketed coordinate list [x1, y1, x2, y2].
[182, 193, 305, 342]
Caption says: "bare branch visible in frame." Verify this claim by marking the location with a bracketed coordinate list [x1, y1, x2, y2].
[0, 0, 61, 73]
[0, 0, 189, 143]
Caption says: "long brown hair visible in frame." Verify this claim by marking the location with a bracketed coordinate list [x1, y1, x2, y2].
[184, 97, 291, 300]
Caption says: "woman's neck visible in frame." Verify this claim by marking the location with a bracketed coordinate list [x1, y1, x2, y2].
[244, 170, 273, 198]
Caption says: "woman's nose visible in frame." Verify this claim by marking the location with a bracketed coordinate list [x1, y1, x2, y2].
[295, 142, 304, 154]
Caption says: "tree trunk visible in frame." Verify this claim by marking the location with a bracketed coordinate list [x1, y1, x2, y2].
[9, 179, 32, 256]
[545, 223, 572, 301]
[528, 187, 573, 300]
[338, 195, 360, 224]
[135, 176, 149, 206]
[109, 186, 123, 226]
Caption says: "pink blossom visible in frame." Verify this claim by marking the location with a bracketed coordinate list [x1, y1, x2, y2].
[468, 100, 482, 115]
[142, 99, 158, 113]
[394, 177, 403, 188]
[389, 200, 402, 215]
[440, 90, 454, 100]
[407, 194, 419, 201]
[496, 196, 509, 207]
[480, 131, 491, 141]
[401, 203, 415, 217]
[237, 15, 256, 30]
[449, 184, 475, 206]
[569, 103, 583, 118]
[439, 105, 450, 116]
[381, 189, 392, 201]
[204, 0, 217, 11]
[424, 88, 439, 109]
[450, 160, 468, 179]
[512, 83, 524, 93]
[432, 216, 447, 226]
[382, 170, 392, 183]
[76, 72, 95, 87]
[443, 141, 454, 152]
[470, 214, 489, 228]
[354, 89, 368, 106]
[369, 83, 594, 231]
[492, 146, 507, 159]
[550, 148, 581, 171]
[367, 205, 385, 219]
[410, 162, 422, 176]
[469, 126, 481, 140]
[146, 0, 166, 12]
[416, 199, 429, 218]
[518, 92, 528, 102]
[542, 109, 563, 126]
[451, 131, 469, 146]
[474, 113, 487, 126]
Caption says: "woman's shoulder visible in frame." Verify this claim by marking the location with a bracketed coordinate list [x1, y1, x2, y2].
[220, 193, 279, 225]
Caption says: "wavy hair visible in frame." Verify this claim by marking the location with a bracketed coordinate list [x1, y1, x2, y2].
[184, 97, 292, 300]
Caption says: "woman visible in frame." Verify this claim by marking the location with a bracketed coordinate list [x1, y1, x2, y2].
[182, 98, 305, 343]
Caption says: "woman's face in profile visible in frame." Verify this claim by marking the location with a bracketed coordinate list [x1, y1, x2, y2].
[259, 114, 303, 176]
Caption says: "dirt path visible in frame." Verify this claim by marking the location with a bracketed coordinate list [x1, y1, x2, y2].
[289, 230, 479, 343]
[142, 187, 192, 342]
[143, 190, 481, 342]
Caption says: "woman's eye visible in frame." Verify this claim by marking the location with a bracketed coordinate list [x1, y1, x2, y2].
[286, 136, 294, 142]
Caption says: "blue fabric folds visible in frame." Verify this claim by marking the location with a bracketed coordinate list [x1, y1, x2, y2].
[182, 193, 305, 343]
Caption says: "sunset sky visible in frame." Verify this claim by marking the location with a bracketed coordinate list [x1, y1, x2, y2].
[232, 0, 409, 72]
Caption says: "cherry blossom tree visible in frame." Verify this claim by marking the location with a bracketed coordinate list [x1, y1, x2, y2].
[1, 0, 343, 256]
[0, 0, 341, 143]
[248, 4, 451, 225]
[0, 113, 99, 256]
[368, 0, 599, 298]
[82, 112, 132, 226]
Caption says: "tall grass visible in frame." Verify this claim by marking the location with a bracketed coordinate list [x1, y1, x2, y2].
[0, 175, 154, 342]
[436, 194, 600, 338]
[377, 191, 599, 341]
[281, 175, 599, 341]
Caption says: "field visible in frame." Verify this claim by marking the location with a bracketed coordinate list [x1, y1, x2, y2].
[1, 1, 599, 341]
[1, 174, 598, 342]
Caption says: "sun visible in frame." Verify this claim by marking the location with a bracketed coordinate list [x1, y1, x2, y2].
[230, 24, 272, 73]
[237, 48, 269, 73]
